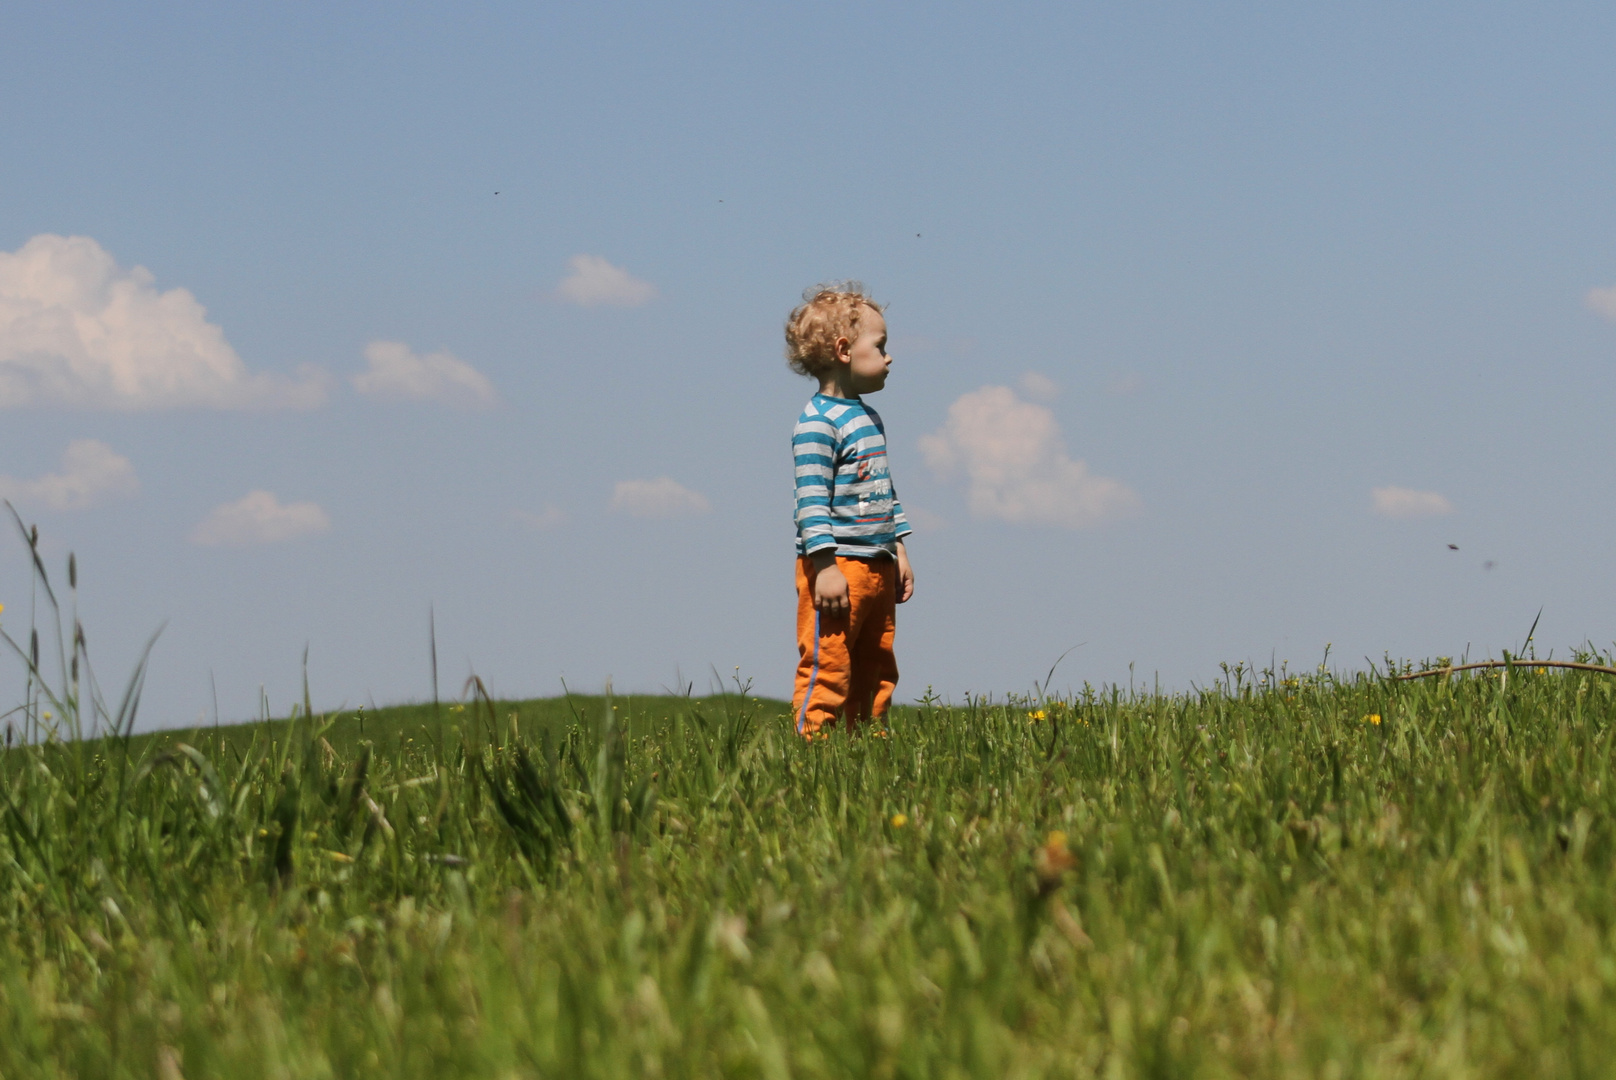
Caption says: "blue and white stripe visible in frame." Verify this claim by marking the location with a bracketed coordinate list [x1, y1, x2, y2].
[793, 393, 912, 558]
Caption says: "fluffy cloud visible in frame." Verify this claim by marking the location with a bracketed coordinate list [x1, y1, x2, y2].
[352, 340, 496, 407]
[919, 386, 1140, 529]
[1586, 285, 1616, 323]
[0, 234, 327, 410]
[0, 440, 139, 510]
[610, 478, 710, 518]
[1371, 486, 1454, 519]
[191, 491, 330, 546]
[556, 255, 658, 307]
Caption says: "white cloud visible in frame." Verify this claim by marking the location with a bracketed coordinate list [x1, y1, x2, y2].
[1018, 372, 1059, 401]
[610, 477, 710, 518]
[0, 440, 139, 510]
[1371, 486, 1454, 519]
[1586, 286, 1616, 323]
[191, 491, 330, 546]
[0, 234, 327, 410]
[514, 504, 568, 531]
[352, 340, 496, 408]
[556, 255, 658, 307]
[919, 386, 1140, 529]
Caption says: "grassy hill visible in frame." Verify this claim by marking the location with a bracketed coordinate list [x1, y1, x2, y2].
[3, 665, 1615, 1077]
[121, 690, 802, 758]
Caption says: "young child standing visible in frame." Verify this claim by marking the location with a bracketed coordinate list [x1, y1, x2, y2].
[786, 284, 915, 737]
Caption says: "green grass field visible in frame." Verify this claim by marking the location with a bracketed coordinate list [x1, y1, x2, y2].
[3, 657, 1616, 1079]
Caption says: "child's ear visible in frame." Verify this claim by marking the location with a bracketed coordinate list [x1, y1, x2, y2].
[833, 336, 853, 363]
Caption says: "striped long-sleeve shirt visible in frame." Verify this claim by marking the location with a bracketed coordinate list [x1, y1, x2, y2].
[793, 393, 912, 559]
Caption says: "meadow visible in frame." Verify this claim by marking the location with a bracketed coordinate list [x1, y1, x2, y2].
[3, 640, 1616, 1079]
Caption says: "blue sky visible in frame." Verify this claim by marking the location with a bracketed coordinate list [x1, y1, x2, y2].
[3, 2, 1616, 729]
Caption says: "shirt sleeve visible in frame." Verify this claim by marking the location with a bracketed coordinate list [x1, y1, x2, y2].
[793, 414, 839, 554]
[891, 490, 912, 541]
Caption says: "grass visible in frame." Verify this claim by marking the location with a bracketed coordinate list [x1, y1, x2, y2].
[3, 514, 1614, 1078]
[3, 655, 1616, 1079]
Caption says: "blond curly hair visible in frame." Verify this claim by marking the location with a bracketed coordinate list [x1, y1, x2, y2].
[784, 282, 884, 378]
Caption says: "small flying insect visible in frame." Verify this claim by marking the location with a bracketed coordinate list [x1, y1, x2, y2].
[1447, 544, 1459, 551]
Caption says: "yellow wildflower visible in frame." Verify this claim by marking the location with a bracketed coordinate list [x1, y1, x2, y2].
[1028, 710, 1046, 723]
[890, 813, 908, 828]
[1363, 714, 1381, 726]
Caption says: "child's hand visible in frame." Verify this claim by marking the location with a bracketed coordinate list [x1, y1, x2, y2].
[896, 541, 914, 603]
[812, 557, 850, 618]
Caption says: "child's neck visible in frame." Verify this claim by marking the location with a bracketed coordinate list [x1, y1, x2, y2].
[817, 373, 859, 400]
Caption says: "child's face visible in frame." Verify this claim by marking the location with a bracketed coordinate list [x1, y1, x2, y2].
[839, 307, 891, 394]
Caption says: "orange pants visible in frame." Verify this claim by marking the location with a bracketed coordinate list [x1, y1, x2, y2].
[793, 555, 899, 737]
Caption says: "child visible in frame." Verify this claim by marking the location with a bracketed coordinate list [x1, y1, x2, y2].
[786, 283, 915, 737]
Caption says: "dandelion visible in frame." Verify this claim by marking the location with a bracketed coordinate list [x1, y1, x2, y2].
[1363, 714, 1381, 726]
[1535, 667, 1547, 675]
[1028, 710, 1046, 723]
[890, 813, 908, 828]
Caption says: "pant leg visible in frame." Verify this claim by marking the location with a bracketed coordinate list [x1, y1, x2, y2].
[845, 558, 899, 725]
[793, 556, 854, 738]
